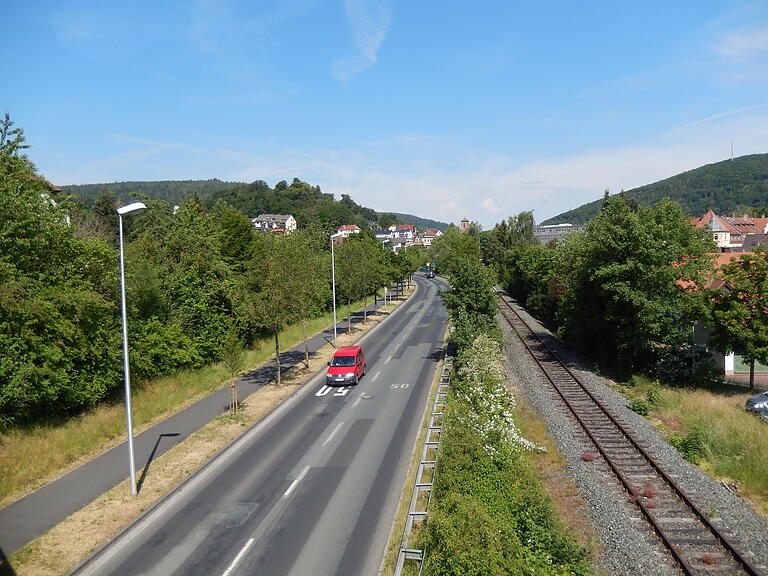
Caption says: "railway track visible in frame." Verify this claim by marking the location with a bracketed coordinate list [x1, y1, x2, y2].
[497, 293, 763, 576]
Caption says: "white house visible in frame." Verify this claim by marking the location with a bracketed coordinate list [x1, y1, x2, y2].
[252, 214, 297, 234]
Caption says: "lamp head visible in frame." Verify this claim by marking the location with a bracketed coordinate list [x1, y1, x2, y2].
[116, 202, 147, 216]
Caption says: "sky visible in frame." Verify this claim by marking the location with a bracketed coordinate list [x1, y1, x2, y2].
[6, 1, 768, 229]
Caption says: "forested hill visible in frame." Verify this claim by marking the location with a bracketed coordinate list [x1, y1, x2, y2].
[62, 178, 448, 231]
[387, 212, 449, 231]
[541, 153, 768, 225]
[62, 179, 242, 208]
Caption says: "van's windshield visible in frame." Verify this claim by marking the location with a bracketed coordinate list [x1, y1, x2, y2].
[331, 355, 356, 367]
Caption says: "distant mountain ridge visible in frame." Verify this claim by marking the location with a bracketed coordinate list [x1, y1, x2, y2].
[61, 179, 449, 230]
[541, 153, 768, 225]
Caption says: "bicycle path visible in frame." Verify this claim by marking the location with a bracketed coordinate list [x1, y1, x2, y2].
[0, 289, 404, 558]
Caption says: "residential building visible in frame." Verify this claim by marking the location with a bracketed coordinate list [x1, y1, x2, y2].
[394, 224, 415, 239]
[533, 223, 584, 244]
[419, 228, 442, 247]
[692, 210, 768, 250]
[336, 224, 361, 238]
[252, 214, 297, 234]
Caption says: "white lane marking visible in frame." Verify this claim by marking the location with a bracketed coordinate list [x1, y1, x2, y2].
[371, 370, 381, 382]
[322, 422, 344, 447]
[283, 465, 311, 498]
[385, 355, 392, 364]
[352, 394, 364, 408]
[222, 538, 254, 576]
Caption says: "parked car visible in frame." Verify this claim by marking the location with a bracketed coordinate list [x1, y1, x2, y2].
[326, 346, 366, 386]
[745, 390, 768, 417]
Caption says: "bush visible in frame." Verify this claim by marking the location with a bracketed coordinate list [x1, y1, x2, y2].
[420, 334, 593, 576]
[669, 429, 707, 464]
[630, 399, 650, 416]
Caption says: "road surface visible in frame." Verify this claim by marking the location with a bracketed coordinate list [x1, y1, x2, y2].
[72, 275, 448, 576]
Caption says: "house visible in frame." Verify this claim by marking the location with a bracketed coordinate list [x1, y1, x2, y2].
[336, 224, 361, 238]
[373, 229, 393, 241]
[686, 251, 768, 378]
[419, 228, 442, 247]
[692, 210, 768, 250]
[533, 223, 584, 244]
[739, 234, 768, 252]
[252, 214, 297, 234]
[394, 224, 415, 239]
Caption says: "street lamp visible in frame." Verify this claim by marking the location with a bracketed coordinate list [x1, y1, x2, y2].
[330, 232, 344, 344]
[117, 201, 146, 496]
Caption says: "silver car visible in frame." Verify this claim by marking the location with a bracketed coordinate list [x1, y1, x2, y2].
[745, 391, 768, 420]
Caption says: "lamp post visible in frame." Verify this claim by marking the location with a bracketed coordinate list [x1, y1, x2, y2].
[117, 201, 146, 496]
[330, 232, 344, 344]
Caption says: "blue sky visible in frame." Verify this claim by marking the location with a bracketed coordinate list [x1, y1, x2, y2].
[6, 1, 768, 228]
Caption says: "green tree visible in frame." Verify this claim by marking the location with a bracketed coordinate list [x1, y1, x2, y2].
[334, 234, 386, 332]
[282, 230, 330, 368]
[556, 196, 713, 376]
[0, 112, 30, 157]
[0, 116, 121, 423]
[709, 247, 768, 390]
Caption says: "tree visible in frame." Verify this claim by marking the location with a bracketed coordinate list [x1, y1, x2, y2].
[0, 115, 121, 424]
[378, 212, 399, 229]
[0, 112, 30, 157]
[555, 196, 713, 376]
[334, 234, 386, 333]
[282, 230, 329, 368]
[709, 247, 768, 390]
[248, 235, 300, 386]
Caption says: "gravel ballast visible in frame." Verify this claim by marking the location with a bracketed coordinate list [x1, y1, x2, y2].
[497, 302, 768, 576]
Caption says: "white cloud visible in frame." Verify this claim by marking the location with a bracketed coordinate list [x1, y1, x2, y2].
[46, 106, 768, 231]
[480, 197, 500, 213]
[332, 0, 391, 84]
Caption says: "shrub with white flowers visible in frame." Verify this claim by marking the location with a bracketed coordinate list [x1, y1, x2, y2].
[453, 333, 543, 454]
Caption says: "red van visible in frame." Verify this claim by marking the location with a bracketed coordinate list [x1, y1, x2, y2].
[326, 346, 366, 386]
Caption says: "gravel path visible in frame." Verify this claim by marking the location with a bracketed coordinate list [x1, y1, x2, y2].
[498, 303, 768, 576]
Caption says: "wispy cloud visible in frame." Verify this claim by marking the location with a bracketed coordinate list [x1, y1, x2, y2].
[714, 25, 768, 61]
[709, 22, 768, 83]
[332, 0, 391, 84]
[670, 102, 768, 132]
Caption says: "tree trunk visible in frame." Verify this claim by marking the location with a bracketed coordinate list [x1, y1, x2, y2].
[750, 358, 755, 392]
[347, 299, 352, 334]
[301, 318, 309, 369]
[363, 295, 368, 324]
[274, 330, 282, 386]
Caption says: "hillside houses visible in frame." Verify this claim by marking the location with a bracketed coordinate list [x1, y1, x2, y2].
[693, 210, 768, 251]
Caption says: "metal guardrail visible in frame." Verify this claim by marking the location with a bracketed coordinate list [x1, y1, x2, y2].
[393, 355, 452, 576]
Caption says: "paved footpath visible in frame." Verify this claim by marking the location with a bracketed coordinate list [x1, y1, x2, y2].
[0, 290, 404, 558]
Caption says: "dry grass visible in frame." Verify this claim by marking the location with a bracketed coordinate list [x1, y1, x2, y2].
[6, 289, 414, 576]
[650, 386, 768, 517]
[512, 384, 600, 555]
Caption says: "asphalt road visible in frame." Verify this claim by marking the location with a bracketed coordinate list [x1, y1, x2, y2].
[71, 274, 448, 576]
[0, 286, 406, 558]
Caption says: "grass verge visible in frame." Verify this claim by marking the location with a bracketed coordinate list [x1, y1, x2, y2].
[619, 376, 768, 518]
